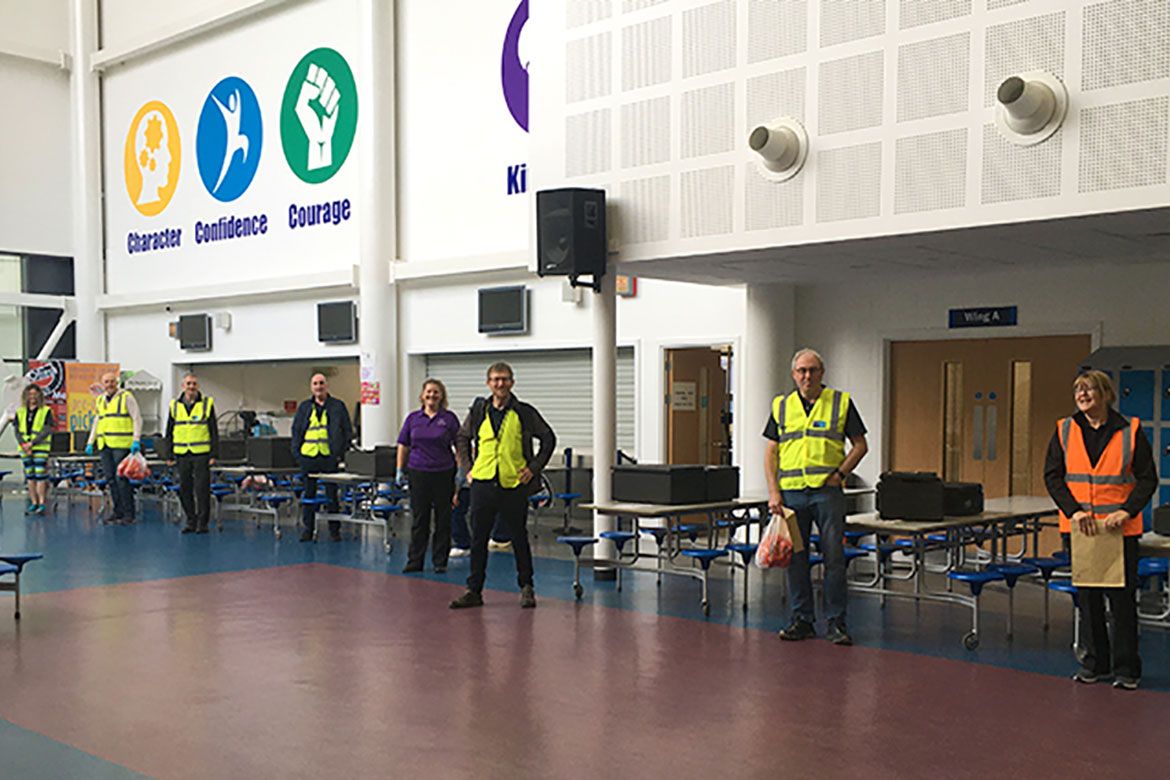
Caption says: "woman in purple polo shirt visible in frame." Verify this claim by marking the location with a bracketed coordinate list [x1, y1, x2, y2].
[398, 378, 461, 573]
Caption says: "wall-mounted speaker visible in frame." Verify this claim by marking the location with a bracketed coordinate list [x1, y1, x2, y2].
[536, 188, 607, 280]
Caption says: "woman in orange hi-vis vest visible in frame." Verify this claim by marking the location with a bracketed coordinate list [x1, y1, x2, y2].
[1044, 370, 1157, 690]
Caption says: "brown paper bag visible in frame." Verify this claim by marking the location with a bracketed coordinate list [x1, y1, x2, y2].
[775, 506, 804, 554]
[1070, 523, 1125, 587]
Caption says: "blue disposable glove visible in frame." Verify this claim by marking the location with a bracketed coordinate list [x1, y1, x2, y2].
[85, 444, 94, 456]
[130, 440, 141, 454]
[396, 468, 407, 487]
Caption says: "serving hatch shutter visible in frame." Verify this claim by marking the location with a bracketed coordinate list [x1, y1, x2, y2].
[425, 348, 635, 454]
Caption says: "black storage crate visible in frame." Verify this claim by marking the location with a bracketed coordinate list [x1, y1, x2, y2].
[612, 464, 707, 505]
[247, 436, 295, 468]
[345, 446, 396, 478]
[49, 431, 73, 453]
[219, 437, 247, 462]
[943, 482, 983, 516]
[1154, 505, 1170, 536]
[704, 466, 740, 501]
[877, 471, 944, 521]
[73, 430, 90, 452]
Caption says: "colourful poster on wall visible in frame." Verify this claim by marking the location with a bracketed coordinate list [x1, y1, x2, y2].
[66, 363, 120, 432]
[26, 360, 68, 430]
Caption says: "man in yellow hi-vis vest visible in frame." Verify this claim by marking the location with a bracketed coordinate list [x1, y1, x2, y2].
[166, 373, 219, 534]
[763, 348, 868, 646]
[291, 373, 353, 542]
[450, 362, 555, 610]
[86, 371, 143, 525]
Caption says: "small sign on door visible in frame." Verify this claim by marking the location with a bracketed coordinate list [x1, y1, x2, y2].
[672, 381, 697, 411]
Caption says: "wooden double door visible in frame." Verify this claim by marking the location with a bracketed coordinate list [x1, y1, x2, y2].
[889, 335, 1091, 498]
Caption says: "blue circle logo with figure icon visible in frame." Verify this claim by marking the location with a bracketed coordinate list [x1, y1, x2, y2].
[196, 76, 263, 202]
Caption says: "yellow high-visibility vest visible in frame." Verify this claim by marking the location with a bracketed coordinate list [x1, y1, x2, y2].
[772, 388, 849, 490]
[171, 396, 214, 455]
[470, 408, 525, 488]
[301, 406, 331, 457]
[17, 405, 51, 453]
[95, 392, 134, 450]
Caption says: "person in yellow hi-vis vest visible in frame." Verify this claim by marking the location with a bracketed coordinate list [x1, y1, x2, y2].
[450, 362, 555, 610]
[6, 384, 56, 515]
[291, 373, 353, 542]
[166, 373, 219, 534]
[763, 348, 868, 646]
[86, 371, 143, 525]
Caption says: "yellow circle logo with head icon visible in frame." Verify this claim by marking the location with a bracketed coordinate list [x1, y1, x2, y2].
[123, 100, 181, 216]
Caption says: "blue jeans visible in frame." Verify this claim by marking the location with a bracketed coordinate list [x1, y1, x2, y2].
[783, 486, 847, 624]
[100, 447, 134, 520]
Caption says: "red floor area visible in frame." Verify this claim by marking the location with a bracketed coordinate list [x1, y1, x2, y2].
[2, 564, 1168, 779]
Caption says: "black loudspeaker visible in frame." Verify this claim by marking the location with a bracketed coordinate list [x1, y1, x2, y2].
[536, 188, 607, 279]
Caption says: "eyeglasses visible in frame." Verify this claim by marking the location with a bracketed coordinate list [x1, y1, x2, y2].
[793, 367, 823, 375]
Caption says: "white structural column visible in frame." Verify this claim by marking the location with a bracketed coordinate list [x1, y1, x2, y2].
[356, 0, 397, 447]
[740, 282, 796, 498]
[69, 0, 104, 360]
[592, 271, 617, 572]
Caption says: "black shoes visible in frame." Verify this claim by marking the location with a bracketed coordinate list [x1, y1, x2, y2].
[826, 620, 853, 646]
[1072, 667, 1107, 684]
[520, 585, 536, 609]
[434, 565, 447, 574]
[402, 562, 423, 573]
[181, 527, 196, 534]
[1113, 676, 1139, 691]
[299, 530, 315, 543]
[196, 528, 210, 535]
[449, 590, 484, 609]
[778, 618, 816, 641]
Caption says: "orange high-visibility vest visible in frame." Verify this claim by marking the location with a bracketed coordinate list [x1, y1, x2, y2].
[1057, 415, 1143, 537]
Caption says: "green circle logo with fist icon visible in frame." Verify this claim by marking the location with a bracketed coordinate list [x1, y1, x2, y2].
[281, 47, 359, 183]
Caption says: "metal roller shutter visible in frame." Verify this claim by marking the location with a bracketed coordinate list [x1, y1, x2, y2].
[425, 348, 635, 453]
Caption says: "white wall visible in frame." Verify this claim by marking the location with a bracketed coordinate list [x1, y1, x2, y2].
[0, 56, 72, 255]
[399, 272, 745, 462]
[795, 261, 1170, 485]
[396, 0, 530, 264]
[105, 293, 360, 403]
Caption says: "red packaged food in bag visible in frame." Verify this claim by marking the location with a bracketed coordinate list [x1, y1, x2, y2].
[754, 508, 801, 569]
[117, 452, 151, 480]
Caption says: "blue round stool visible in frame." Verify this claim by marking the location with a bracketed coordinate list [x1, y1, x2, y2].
[946, 569, 1006, 650]
[680, 548, 729, 616]
[726, 542, 760, 612]
[557, 536, 598, 599]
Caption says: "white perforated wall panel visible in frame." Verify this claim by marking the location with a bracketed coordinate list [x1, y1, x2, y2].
[682, 1, 737, 78]
[816, 142, 882, 222]
[621, 97, 671, 168]
[895, 129, 967, 214]
[981, 123, 1062, 204]
[566, 32, 612, 103]
[984, 12, 1065, 107]
[899, 0, 970, 30]
[748, 0, 807, 64]
[1079, 96, 1169, 193]
[622, 16, 672, 90]
[565, 110, 613, 178]
[897, 34, 970, 122]
[747, 67, 807, 127]
[623, 0, 668, 11]
[682, 83, 735, 158]
[681, 166, 735, 236]
[619, 175, 671, 243]
[818, 50, 884, 135]
[988, 0, 1030, 9]
[745, 164, 803, 230]
[567, 0, 613, 29]
[820, 0, 886, 48]
[1082, 0, 1170, 91]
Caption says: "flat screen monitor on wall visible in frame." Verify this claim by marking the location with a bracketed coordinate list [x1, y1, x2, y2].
[318, 301, 358, 343]
[179, 314, 212, 351]
[478, 285, 528, 335]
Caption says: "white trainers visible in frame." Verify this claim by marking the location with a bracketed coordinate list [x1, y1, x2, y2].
[449, 547, 471, 558]
[487, 539, 513, 552]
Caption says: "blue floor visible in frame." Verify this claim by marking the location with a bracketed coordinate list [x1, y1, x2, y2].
[3, 493, 1170, 689]
[0, 717, 150, 779]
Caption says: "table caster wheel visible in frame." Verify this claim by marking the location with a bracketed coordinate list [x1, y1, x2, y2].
[275, 528, 282, 539]
[963, 631, 979, 651]
[573, 583, 584, 600]
[702, 601, 710, 617]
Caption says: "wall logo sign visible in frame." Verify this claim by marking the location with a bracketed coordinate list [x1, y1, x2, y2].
[501, 0, 529, 133]
[123, 100, 182, 216]
[280, 48, 358, 183]
[196, 76, 263, 202]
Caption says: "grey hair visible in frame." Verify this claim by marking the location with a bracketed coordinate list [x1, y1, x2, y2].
[791, 348, 825, 371]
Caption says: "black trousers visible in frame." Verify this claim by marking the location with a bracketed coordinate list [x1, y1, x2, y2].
[406, 468, 455, 567]
[177, 453, 212, 530]
[467, 480, 532, 593]
[299, 455, 340, 533]
[1080, 535, 1142, 679]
